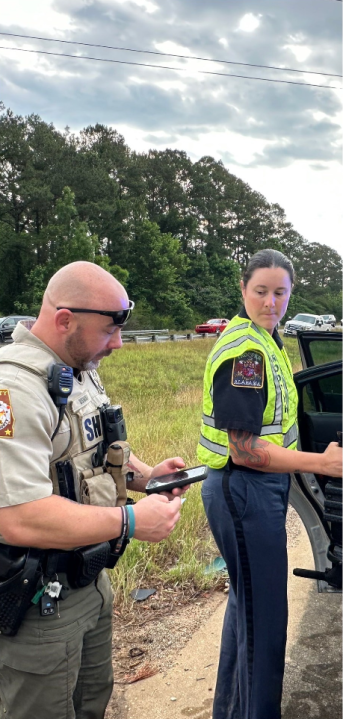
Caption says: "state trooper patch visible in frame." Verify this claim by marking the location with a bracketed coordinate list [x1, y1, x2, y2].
[0, 389, 15, 438]
[231, 351, 264, 388]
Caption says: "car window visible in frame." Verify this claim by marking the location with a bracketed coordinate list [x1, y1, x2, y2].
[293, 314, 316, 324]
[304, 339, 342, 366]
[303, 372, 342, 414]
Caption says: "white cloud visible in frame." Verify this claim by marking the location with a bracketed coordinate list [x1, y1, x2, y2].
[284, 44, 312, 63]
[1, 0, 71, 32]
[237, 13, 260, 33]
[155, 41, 192, 56]
[113, 0, 158, 13]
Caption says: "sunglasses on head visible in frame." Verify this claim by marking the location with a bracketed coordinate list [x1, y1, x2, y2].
[56, 300, 135, 327]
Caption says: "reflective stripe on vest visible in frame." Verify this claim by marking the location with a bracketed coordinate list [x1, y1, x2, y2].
[197, 316, 298, 468]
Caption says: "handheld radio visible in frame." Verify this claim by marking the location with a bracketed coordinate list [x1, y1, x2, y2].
[48, 363, 73, 439]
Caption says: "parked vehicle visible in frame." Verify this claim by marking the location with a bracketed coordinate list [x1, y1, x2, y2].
[195, 318, 229, 334]
[0, 316, 36, 343]
[321, 314, 336, 328]
[284, 313, 331, 337]
[290, 330, 342, 592]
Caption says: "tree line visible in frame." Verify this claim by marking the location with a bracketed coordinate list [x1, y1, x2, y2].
[0, 103, 341, 328]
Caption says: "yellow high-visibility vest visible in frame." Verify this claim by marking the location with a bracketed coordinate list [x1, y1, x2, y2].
[197, 315, 298, 469]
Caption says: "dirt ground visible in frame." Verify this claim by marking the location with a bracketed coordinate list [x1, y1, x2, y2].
[104, 505, 312, 719]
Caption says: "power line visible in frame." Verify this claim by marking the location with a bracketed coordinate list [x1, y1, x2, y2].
[0, 31, 341, 79]
[0, 45, 341, 89]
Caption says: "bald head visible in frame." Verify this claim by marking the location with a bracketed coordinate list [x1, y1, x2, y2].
[43, 261, 126, 310]
[31, 262, 129, 368]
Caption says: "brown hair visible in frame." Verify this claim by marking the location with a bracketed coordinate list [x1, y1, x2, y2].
[242, 249, 295, 287]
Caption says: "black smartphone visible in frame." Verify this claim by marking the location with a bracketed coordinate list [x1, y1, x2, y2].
[145, 465, 208, 494]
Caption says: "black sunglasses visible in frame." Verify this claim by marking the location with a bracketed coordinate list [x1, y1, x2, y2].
[56, 300, 135, 327]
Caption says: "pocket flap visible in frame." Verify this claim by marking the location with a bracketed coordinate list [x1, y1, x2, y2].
[0, 638, 66, 674]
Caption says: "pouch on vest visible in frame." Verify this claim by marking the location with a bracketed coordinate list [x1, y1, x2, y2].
[80, 466, 118, 507]
[105, 441, 131, 507]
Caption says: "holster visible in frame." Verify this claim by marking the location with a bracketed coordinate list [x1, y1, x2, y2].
[0, 547, 43, 636]
[105, 441, 131, 506]
[67, 543, 111, 588]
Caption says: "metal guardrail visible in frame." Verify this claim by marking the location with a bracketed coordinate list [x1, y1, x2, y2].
[121, 329, 218, 343]
[0, 329, 219, 347]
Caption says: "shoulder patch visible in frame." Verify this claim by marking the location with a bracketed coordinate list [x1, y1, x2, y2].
[231, 351, 264, 389]
[0, 389, 15, 438]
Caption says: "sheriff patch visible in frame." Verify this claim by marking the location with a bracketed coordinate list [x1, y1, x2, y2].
[0, 389, 15, 438]
[231, 351, 264, 388]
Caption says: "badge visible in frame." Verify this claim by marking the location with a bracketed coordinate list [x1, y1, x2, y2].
[231, 351, 264, 388]
[0, 389, 15, 438]
[88, 370, 105, 394]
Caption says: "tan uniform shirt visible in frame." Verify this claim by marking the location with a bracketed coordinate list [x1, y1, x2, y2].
[0, 324, 111, 512]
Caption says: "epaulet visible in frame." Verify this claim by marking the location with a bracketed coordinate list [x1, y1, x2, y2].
[0, 359, 45, 379]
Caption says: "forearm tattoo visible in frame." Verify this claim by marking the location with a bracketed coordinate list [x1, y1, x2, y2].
[229, 429, 271, 469]
[127, 461, 144, 480]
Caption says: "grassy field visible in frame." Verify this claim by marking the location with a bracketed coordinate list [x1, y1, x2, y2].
[99, 336, 302, 607]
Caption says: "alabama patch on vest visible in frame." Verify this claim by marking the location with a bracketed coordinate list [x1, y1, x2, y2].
[231, 351, 264, 388]
[0, 389, 15, 438]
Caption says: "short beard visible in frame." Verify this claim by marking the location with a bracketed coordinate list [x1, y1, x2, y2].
[65, 327, 101, 371]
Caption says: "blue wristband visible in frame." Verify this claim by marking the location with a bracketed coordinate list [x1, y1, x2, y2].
[126, 504, 136, 539]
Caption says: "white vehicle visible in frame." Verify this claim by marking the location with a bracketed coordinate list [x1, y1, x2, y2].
[321, 314, 336, 328]
[283, 313, 331, 337]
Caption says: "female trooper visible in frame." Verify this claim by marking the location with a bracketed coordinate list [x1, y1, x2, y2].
[197, 249, 342, 719]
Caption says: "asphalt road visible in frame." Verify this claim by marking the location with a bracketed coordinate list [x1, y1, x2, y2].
[282, 587, 342, 719]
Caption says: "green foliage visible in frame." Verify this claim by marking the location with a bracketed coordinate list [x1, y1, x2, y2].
[94, 255, 129, 287]
[12, 187, 100, 315]
[0, 103, 341, 324]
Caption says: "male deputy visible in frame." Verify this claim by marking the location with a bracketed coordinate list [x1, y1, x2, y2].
[0, 261, 186, 719]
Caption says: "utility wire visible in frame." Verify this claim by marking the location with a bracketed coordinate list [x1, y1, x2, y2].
[0, 31, 341, 79]
[0, 45, 341, 89]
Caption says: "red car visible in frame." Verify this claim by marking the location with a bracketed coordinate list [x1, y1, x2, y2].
[195, 318, 230, 334]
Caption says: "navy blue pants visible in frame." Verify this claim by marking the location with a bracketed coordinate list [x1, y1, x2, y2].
[202, 465, 290, 719]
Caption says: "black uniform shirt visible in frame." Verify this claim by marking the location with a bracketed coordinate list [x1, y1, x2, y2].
[213, 308, 284, 434]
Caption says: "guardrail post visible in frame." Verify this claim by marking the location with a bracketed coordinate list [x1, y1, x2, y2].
[186, 333, 193, 340]
[170, 334, 175, 341]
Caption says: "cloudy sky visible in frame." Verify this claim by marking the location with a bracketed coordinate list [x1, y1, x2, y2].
[1, 0, 342, 254]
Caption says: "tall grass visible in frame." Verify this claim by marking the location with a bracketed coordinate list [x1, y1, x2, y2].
[99, 336, 301, 608]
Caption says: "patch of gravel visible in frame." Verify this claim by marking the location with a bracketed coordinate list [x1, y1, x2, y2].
[286, 504, 303, 549]
[111, 589, 225, 684]
[109, 506, 302, 685]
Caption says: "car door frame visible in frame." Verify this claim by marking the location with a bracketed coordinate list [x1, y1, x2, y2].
[289, 331, 342, 593]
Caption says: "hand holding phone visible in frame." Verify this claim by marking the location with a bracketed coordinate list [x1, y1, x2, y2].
[145, 465, 208, 495]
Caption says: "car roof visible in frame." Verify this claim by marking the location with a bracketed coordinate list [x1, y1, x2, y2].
[293, 313, 320, 318]
[0, 315, 35, 324]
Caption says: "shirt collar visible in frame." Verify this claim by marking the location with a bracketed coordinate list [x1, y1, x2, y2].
[238, 306, 284, 349]
[12, 322, 65, 363]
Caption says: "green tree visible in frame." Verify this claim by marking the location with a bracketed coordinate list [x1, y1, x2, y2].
[15, 188, 99, 315]
[127, 219, 192, 327]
